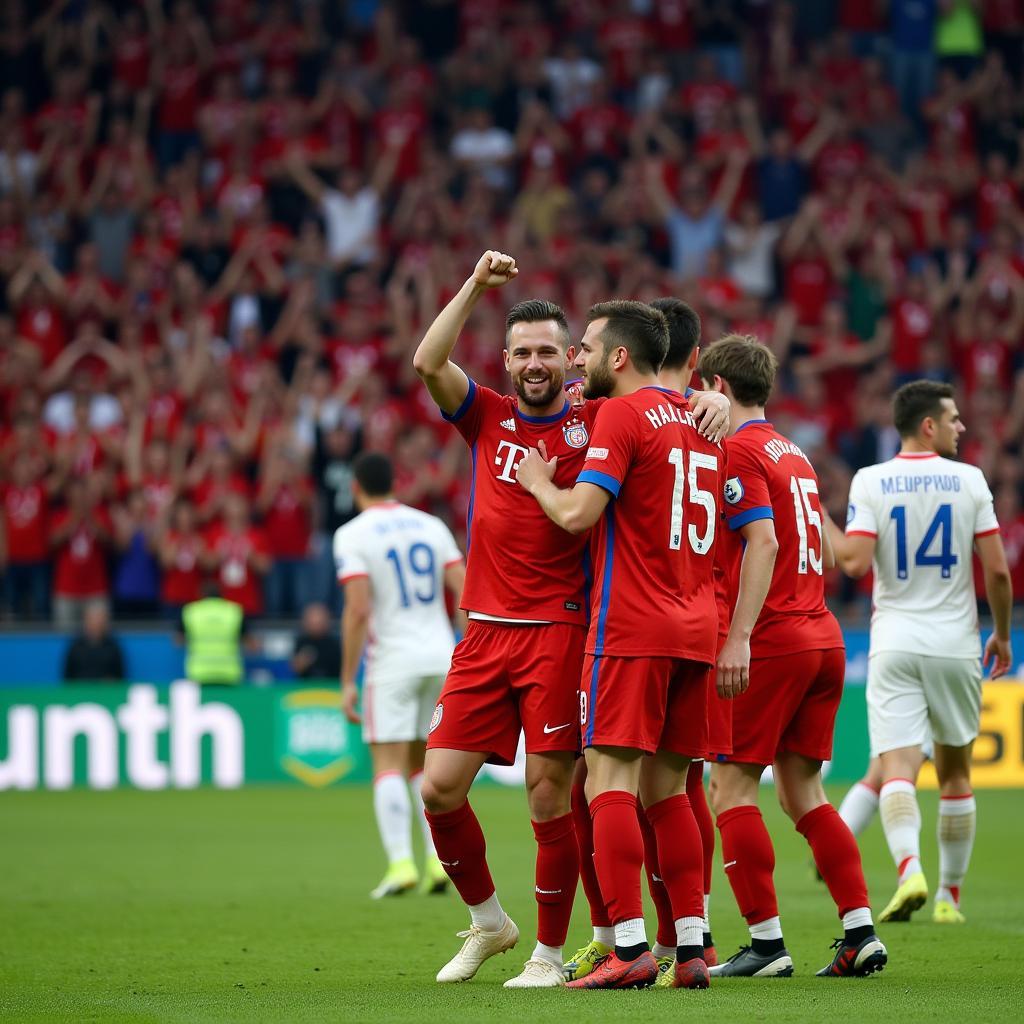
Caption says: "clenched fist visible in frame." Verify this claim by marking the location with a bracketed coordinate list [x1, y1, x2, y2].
[472, 250, 519, 289]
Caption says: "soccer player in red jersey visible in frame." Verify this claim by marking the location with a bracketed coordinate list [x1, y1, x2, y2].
[564, 298, 724, 984]
[695, 336, 888, 979]
[517, 301, 721, 991]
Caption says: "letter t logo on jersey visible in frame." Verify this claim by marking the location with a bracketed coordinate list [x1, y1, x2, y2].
[495, 440, 531, 484]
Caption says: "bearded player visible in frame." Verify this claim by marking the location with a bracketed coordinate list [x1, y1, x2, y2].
[413, 252, 729, 988]
[697, 336, 887, 979]
[518, 301, 721, 991]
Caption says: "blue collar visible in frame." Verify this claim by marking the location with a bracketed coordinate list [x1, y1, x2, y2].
[640, 385, 684, 398]
[735, 418, 770, 433]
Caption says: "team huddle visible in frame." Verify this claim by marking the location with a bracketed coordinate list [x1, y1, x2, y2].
[335, 251, 1013, 991]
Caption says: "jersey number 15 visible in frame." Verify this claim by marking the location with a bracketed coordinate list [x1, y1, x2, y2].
[667, 449, 718, 554]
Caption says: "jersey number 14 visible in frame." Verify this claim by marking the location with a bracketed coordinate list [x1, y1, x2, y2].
[890, 504, 957, 580]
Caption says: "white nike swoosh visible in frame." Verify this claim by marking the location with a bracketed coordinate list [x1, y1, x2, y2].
[543, 722, 573, 734]
[651, 874, 663, 883]
[535, 887, 562, 894]
[440, 860, 460, 868]
[723, 860, 737, 869]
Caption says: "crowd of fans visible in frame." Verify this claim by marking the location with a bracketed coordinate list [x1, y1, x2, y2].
[1, 0, 1023, 626]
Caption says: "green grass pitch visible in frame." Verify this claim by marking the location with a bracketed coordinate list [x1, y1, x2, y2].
[1, 786, 1021, 1023]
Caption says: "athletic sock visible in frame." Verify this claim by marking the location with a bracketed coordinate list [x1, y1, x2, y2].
[593, 926, 615, 946]
[468, 892, 506, 932]
[647, 794, 704, 928]
[674, 913, 703, 964]
[879, 778, 922, 882]
[842, 907, 875, 944]
[796, 804, 870, 918]
[613, 918, 648, 961]
[572, 780, 611, 928]
[703, 894, 714, 949]
[408, 770, 437, 857]
[937, 793, 976, 908]
[749, 916, 785, 955]
[424, 801, 496, 907]
[652, 942, 675, 959]
[716, 805, 779, 928]
[838, 780, 880, 837]
[531, 941, 563, 970]
[590, 790, 645, 939]
[532, 813, 579, 948]
[637, 798, 676, 948]
[373, 770, 413, 864]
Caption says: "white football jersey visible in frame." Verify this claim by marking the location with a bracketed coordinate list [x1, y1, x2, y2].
[333, 502, 463, 683]
[845, 452, 1000, 659]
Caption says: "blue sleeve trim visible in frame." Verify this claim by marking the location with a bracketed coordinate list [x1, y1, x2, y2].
[441, 379, 477, 423]
[578, 470, 622, 498]
[727, 506, 774, 530]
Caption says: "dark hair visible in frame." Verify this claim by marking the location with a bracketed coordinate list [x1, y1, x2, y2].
[353, 452, 393, 496]
[893, 380, 955, 437]
[696, 334, 778, 406]
[649, 297, 701, 370]
[505, 299, 571, 350]
[587, 300, 669, 374]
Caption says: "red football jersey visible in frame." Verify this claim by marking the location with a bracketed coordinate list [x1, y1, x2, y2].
[713, 437, 741, 639]
[443, 379, 599, 624]
[722, 420, 843, 657]
[578, 387, 721, 661]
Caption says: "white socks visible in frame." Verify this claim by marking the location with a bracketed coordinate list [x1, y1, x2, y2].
[614, 917, 647, 948]
[879, 779, 922, 882]
[704, 892, 711, 935]
[652, 942, 675, 959]
[937, 794, 976, 907]
[409, 770, 437, 857]
[838, 781, 880, 837]
[373, 771, 413, 864]
[532, 942, 563, 969]
[749, 916, 783, 941]
[469, 892, 506, 931]
[593, 926, 615, 946]
[842, 907, 873, 931]
[674, 916, 703, 949]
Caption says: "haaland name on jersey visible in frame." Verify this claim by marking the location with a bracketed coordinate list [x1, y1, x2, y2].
[879, 474, 963, 495]
[643, 402, 697, 430]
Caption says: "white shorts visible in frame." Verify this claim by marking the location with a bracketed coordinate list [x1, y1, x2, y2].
[867, 651, 982, 756]
[362, 674, 445, 744]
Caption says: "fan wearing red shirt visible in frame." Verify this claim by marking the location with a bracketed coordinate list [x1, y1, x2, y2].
[256, 454, 315, 616]
[695, 336, 886, 980]
[203, 493, 270, 616]
[1, 453, 52, 617]
[159, 500, 205, 614]
[50, 478, 114, 627]
[518, 301, 721, 991]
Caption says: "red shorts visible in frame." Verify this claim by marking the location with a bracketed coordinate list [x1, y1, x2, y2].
[706, 632, 733, 759]
[727, 647, 845, 766]
[427, 620, 585, 766]
[581, 654, 708, 757]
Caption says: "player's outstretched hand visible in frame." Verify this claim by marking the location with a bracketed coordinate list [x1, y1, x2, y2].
[716, 634, 750, 699]
[690, 390, 730, 443]
[516, 439, 557, 494]
[341, 681, 361, 724]
[472, 250, 519, 289]
[983, 633, 1012, 680]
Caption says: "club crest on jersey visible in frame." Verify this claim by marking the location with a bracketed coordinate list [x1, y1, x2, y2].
[563, 420, 589, 448]
[429, 703, 443, 733]
[724, 477, 744, 505]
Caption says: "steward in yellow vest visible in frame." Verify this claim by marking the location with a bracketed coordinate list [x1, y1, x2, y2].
[180, 589, 246, 685]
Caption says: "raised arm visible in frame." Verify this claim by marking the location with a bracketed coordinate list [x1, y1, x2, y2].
[412, 250, 518, 415]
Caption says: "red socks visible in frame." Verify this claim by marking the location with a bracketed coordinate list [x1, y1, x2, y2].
[686, 761, 715, 896]
[590, 790, 644, 924]
[646, 794, 705, 924]
[532, 813, 579, 947]
[796, 804, 870, 917]
[572, 780, 611, 927]
[424, 801, 495, 906]
[638, 798, 676, 947]
[716, 805, 779, 925]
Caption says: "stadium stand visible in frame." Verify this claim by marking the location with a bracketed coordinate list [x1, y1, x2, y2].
[0, 0, 1022, 626]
